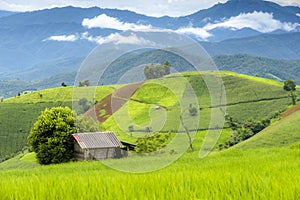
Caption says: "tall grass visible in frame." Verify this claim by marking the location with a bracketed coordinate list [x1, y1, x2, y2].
[0, 147, 299, 199]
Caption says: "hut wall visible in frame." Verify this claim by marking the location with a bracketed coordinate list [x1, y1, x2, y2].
[74, 142, 85, 160]
[74, 144, 128, 161]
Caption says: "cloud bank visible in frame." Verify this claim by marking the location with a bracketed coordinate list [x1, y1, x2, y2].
[175, 11, 300, 40]
[203, 11, 300, 33]
[82, 14, 151, 31]
[46, 11, 300, 43]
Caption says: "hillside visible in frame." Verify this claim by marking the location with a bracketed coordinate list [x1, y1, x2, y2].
[0, 71, 299, 199]
[214, 54, 300, 84]
[237, 104, 300, 149]
[0, 71, 297, 162]
[0, 86, 116, 161]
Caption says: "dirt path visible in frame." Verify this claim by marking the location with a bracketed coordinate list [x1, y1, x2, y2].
[281, 102, 300, 118]
[85, 82, 144, 122]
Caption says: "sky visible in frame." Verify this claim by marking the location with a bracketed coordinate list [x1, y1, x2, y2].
[0, 0, 300, 17]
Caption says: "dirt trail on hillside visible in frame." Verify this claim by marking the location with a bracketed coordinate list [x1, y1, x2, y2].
[281, 102, 300, 118]
[85, 82, 144, 122]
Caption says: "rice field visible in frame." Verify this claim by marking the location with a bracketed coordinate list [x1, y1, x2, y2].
[0, 147, 299, 199]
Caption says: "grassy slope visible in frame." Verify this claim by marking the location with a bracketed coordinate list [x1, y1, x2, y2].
[0, 72, 300, 199]
[0, 71, 297, 160]
[0, 86, 115, 161]
[102, 71, 293, 142]
[237, 109, 300, 149]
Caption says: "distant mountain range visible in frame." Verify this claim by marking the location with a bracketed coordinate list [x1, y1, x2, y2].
[0, 0, 300, 97]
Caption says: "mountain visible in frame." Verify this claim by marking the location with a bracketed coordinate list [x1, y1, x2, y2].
[213, 54, 300, 83]
[0, 0, 299, 95]
[185, 0, 300, 26]
[0, 10, 16, 18]
[201, 32, 300, 59]
[2, 53, 300, 98]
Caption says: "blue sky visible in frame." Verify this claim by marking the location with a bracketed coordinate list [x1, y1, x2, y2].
[0, 0, 299, 17]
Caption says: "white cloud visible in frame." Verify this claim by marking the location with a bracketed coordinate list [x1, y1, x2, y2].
[176, 27, 212, 40]
[203, 11, 300, 33]
[45, 32, 154, 45]
[95, 33, 155, 45]
[82, 14, 151, 31]
[44, 34, 78, 42]
[167, 0, 179, 3]
[297, 13, 300, 17]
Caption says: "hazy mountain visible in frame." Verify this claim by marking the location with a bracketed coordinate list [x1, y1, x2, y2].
[0, 0, 299, 96]
[201, 32, 300, 59]
[0, 10, 16, 18]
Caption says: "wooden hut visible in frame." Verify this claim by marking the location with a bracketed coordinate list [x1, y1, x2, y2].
[72, 132, 128, 161]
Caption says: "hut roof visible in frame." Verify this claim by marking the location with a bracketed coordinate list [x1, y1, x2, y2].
[72, 132, 122, 149]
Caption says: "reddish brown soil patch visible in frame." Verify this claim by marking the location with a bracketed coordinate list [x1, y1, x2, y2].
[281, 102, 300, 118]
[85, 82, 144, 122]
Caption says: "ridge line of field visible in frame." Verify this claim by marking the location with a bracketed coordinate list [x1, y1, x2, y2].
[205, 96, 288, 109]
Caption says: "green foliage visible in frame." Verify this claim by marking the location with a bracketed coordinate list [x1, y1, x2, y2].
[144, 62, 171, 79]
[284, 80, 297, 105]
[220, 117, 272, 149]
[239, 110, 300, 149]
[75, 115, 101, 133]
[28, 107, 101, 165]
[135, 133, 171, 153]
[283, 80, 296, 91]
[28, 107, 77, 165]
[75, 98, 93, 114]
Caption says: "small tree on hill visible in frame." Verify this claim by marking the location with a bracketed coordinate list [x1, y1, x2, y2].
[144, 62, 171, 79]
[78, 80, 90, 87]
[284, 80, 297, 105]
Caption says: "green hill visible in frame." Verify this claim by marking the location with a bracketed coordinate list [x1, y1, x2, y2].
[1, 71, 300, 199]
[0, 71, 298, 161]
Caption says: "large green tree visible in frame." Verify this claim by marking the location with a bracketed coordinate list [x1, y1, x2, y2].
[28, 107, 100, 165]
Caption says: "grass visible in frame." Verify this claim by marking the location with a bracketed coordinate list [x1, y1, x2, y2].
[102, 71, 293, 143]
[0, 71, 297, 163]
[4, 86, 115, 103]
[0, 85, 115, 161]
[0, 146, 299, 199]
[237, 109, 300, 149]
[0, 101, 72, 161]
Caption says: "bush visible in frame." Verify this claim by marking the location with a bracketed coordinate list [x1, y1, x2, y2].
[135, 133, 171, 153]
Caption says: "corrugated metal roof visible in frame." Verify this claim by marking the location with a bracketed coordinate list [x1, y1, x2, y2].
[72, 132, 122, 149]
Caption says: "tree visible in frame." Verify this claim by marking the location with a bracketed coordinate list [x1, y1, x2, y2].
[28, 107, 100, 165]
[144, 62, 171, 80]
[284, 80, 296, 91]
[78, 80, 90, 87]
[61, 82, 67, 87]
[284, 80, 297, 105]
[76, 98, 92, 114]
